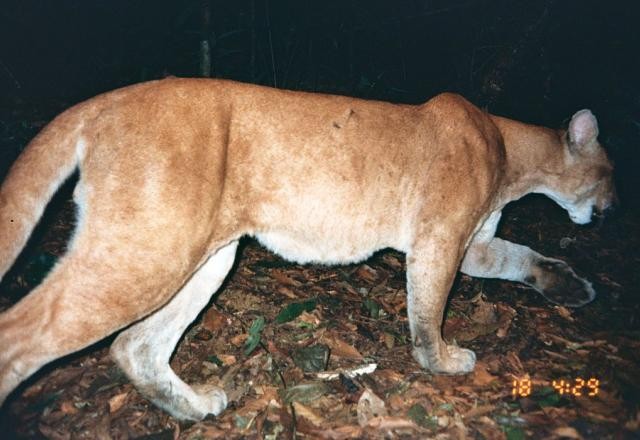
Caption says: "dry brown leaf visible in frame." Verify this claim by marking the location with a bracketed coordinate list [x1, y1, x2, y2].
[383, 332, 395, 349]
[355, 264, 378, 282]
[624, 409, 640, 431]
[474, 416, 506, 440]
[39, 423, 71, 440]
[595, 273, 622, 288]
[357, 389, 387, 426]
[504, 351, 525, 373]
[381, 254, 403, 270]
[321, 333, 363, 359]
[298, 310, 322, 326]
[449, 412, 470, 438]
[538, 407, 578, 423]
[387, 394, 406, 411]
[463, 404, 496, 420]
[271, 269, 303, 287]
[408, 382, 439, 401]
[542, 349, 570, 361]
[579, 339, 608, 348]
[370, 282, 389, 296]
[108, 392, 128, 413]
[255, 385, 279, 400]
[454, 385, 473, 394]
[277, 286, 298, 299]
[231, 333, 248, 346]
[472, 362, 498, 387]
[335, 281, 360, 296]
[554, 305, 574, 321]
[264, 340, 289, 360]
[574, 389, 621, 417]
[543, 333, 581, 348]
[22, 383, 45, 399]
[552, 426, 583, 439]
[496, 303, 516, 337]
[93, 412, 112, 440]
[238, 395, 272, 415]
[182, 423, 228, 439]
[218, 354, 237, 366]
[376, 369, 406, 383]
[315, 425, 363, 439]
[293, 402, 326, 427]
[364, 416, 417, 430]
[59, 400, 78, 415]
[437, 414, 450, 428]
[201, 307, 229, 332]
[470, 298, 498, 325]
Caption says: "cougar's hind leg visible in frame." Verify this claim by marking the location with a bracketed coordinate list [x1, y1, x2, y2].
[0, 246, 196, 405]
[110, 241, 238, 421]
[0, 193, 222, 405]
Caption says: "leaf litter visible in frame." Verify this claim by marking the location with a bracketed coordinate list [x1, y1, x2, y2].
[0, 193, 638, 439]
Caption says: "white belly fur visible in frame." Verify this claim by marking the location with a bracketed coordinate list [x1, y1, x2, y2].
[255, 230, 390, 265]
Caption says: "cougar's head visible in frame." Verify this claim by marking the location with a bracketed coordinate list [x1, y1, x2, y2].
[546, 110, 617, 225]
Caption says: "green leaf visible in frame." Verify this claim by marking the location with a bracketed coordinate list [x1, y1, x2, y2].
[244, 316, 265, 356]
[291, 344, 330, 372]
[233, 413, 253, 429]
[503, 426, 526, 440]
[496, 413, 527, 436]
[534, 386, 563, 407]
[279, 382, 329, 404]
[207, 355, 223, 366]
[275, 299, 317, 324]
[407, 404, 437, 429]
[296, 320, 316, 330]
[362, 298, 381, 319]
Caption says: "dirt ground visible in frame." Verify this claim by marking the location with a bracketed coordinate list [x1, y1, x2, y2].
[0, 122, 638, 439]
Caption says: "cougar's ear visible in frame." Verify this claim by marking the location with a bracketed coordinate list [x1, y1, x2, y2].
[568, 109, 599, 152]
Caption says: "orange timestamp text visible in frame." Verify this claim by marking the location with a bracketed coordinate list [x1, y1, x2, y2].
[511, 377, 600, 397]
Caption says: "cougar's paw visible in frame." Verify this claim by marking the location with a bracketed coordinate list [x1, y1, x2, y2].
[191, 384, 228, 417]
[139, 382, 228, 421]
[526, 259, 596, 307]
[413, 344, 476, 375]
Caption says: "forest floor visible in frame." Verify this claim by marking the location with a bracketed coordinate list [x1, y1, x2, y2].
[0, 115, 638, 440]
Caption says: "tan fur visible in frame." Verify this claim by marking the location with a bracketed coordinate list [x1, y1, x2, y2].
[0, 78, 616, 420]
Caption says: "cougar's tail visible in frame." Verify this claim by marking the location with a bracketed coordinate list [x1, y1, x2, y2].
[0, 112, 84, 281]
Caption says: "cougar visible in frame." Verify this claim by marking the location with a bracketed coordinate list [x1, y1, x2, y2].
[0, 78, 616, 420]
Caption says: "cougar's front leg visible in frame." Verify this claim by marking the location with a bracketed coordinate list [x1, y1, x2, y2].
[110, 241, 238, 421]
[461, 212, 595, 307]
[407, 224, 476, 375]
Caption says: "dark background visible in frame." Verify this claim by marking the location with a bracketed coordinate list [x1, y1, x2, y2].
[0, 0, 639, 209]
[0, 2, 639, 437]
